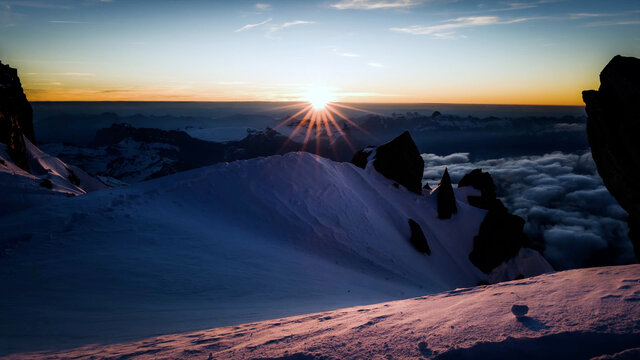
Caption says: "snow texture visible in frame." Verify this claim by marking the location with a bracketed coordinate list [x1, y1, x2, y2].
[0, 137, 108, 216]
[6, 264, 639, 360]
[0, 152, 551, 355]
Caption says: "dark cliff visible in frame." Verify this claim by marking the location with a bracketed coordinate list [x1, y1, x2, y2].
[0, 61, 35, 172]
[582, 55, 640, 261]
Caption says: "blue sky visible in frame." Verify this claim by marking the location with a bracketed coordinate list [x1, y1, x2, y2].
[1, 0, 639, 104]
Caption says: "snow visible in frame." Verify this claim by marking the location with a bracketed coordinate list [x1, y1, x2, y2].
[0, 152, 551, 355]
[0, 138, 108, 216]
[7, 264, 639, 359]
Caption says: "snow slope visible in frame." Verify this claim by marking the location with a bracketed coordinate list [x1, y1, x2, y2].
[0, 152, 551, 355]
[5, 264, 639, 360]
[0, 137, 108, 216]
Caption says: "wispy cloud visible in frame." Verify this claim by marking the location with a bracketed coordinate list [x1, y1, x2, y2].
[330, 0, 426, 10]
[368, 62, 384, 67]
[390, 16, 533, 37]
[255, 3, 271, 11]
[49, 20, 92, 24]
[266, 20, 315, 37]
[235, 18, 272, 32]
[217, 81, 246, 85]
[0, 1, 73, 9]
[332, 48, 359, 57]
[54, 72, 94, 76]
[273, 20, 315, 31]
[586, 20, 640, 27]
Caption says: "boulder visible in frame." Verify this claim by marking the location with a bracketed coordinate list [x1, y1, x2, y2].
[459, 168, 532, 273]
[469, 207, 528, 273]
[350, 131, 424, 194]
[0, 61, 35, 172]
[582, 55, 640, 261]
[436, 168, 457, 219]
[408, 218, 431, 255]
[458, 168, 502, 210]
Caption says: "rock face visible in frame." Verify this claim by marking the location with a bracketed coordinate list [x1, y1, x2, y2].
[583, 55, 640, 262]
[408, 218, 431, 255]
[436, 168, 457, 219]
[0, 61, 35, 172]
[460, 168, 530, 273]
[350, 131, 424, 194]
[458, 168, 500, 210]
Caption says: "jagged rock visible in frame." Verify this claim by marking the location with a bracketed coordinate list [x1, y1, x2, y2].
[469, 207, 528, 273]
[583, 55, 640, 261]
[437, 168, 457, 219]
[349, 147, 373, 169]
[350, 131, 424, 194]
[0, 61, 35, 172]
[408, 218, 431, 255]
[39, 179, 53, 190]
[423, 182, 431, 190]
[458, 168, 533, 273]
[458, 168, 502, 210]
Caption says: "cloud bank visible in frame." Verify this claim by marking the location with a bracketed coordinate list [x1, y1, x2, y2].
[422, 151, 635, 270]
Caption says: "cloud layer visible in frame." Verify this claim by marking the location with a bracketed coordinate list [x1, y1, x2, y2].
[422, 151, 636, 270]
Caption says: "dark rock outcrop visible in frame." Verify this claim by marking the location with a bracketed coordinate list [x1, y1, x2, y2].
[436, 168, 457, 219]
[460, 168, 531, 273]
[583, 55, 640, 261]
[408, 218, 431, 255]
[0, 61, 35, 172]
[458, 168, 502, 210]
[351, 131, 424, 194]
[469, 206, 528, 273]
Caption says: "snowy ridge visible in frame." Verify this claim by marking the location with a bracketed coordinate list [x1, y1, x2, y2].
[0, 137, 108, 216]
[7, 264, 640, 360]
[0, 152, 550, 354]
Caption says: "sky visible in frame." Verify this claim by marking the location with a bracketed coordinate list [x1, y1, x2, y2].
[0, 0, 639, 104]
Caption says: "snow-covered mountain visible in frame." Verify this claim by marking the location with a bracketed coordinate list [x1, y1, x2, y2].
[0, 146, 551, 354]
[9, 264, 640, 360]
[0, 137, 108, 216]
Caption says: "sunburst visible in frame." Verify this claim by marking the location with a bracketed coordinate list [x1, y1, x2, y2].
[274, 87, 377, 155]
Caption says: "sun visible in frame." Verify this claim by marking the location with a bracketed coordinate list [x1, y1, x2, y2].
[306, 87, 335, 110]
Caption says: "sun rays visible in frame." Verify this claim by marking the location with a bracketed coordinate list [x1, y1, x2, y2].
[274, 98, 375, 156]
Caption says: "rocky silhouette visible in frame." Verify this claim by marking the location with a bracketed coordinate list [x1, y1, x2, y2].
[408, 218, 431, 255]
[0, 61, 35, 172]
[436, 168, 457, 219]
[458, 168, 501, 210]
[459, 168, 532, 273]
[350, 131, 424, 194]
[583, 55, 640, 261]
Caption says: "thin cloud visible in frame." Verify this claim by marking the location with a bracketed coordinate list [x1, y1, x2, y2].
[586, 20, 640, 27]
[54, 72, 94, 76]
[255, 3, 271, 11]
[266, 20, 315, 36]
[368, 62, 384, 67]
[390, 16, 533, 37]
[330, 0, 426, 10]
[49, 20, 92, 24]
[332, 48, 360, 57]
[235, 18, 272, 32]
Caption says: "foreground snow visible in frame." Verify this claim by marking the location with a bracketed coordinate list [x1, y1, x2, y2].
[0, 152, 550, 354]
[6, 264, 639, 360]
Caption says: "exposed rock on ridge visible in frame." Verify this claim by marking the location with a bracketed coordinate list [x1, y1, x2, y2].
[350, 131, 424, 194]
[436, 168, 457, 219]
[459, 168, 531, 273]
[582, 55, 640, 262]
[0, 61, 35, 172]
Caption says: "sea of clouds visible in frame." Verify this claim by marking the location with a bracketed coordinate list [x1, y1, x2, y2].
[422, 151, 636, 270]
